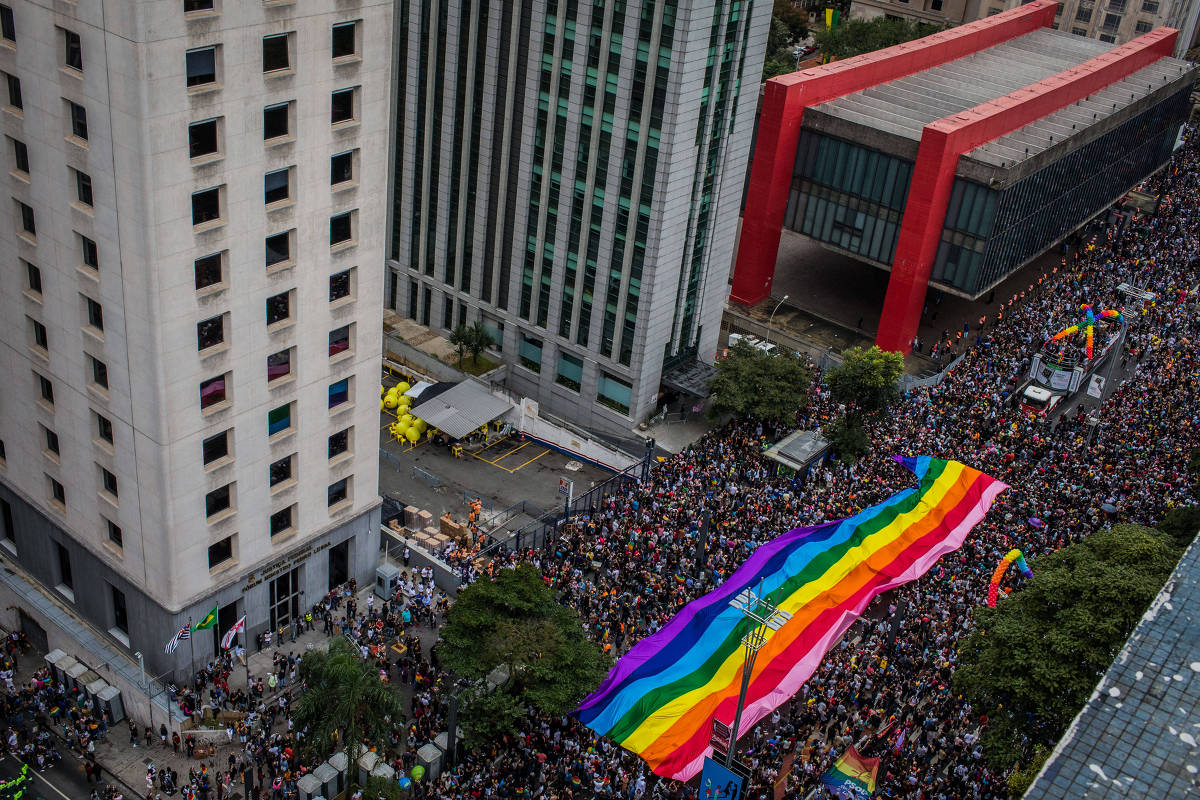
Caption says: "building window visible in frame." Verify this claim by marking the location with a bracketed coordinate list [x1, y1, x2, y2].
[597, 372, 633, 416]
[264, 167, 291, 205]
[519, 334, 543, 373]
[48, 476, 66, 506]
[42, 425, 59, 456]
[207, 536, 233, 568]
[199, 374, 227, 409]
[62, 29, 83, 71]
[80, 234, 98, 270]
[205, 483, 232, 518]
[330, 211, 354, 246]
[1143, 0, 1159, 12]
[0, 5, 14, 42]
[331, 21, 358, 59]
[197, 314, 224, 351]
[1099, 32, 1116, 41]
[268, 403, 292, 436]
[194, 252, 223, 290]
[1109, 0, 1127, 11]
[328, 378, 350, 409]
[29, 317, 47, 350]
[184, 0, 215, 13]
[269, 454, 293, 487]
[36, 372, 54, 405]
[1102, 12, 1121, 28]
[95, 411, 113, 444]
[25, 261, 41, 295]
[55, 541, 73, 589]
[105, 519, 122, 547]
[328, 325, 351, 358]
[67, 100, 88, 140]
[9, 136, 27, 174]
[556, 352, 584, 392]
[89, 355, 109, 389]
[262, 33, 291, 73]
[100, 466, 118, 497]
[0, 499, 12, 551]
[329, 269, 353, 302]
[73, 169, 93, 207]
[17, 200, 34, 236]
[266, 291, 291, 326]
[330, 87, 357, 124]
[189, 118, 220, 159]
[1135, 19, 1152, 31]
[110, 584, 128, 635]
[265, 231, 292, 268]
[327, 477, 349, 508]
[186, 46, 217, 88]
[931, 0, 943, 9]
[328, 428, 350, 460]
[263, 102, 291, 141]
[85, 296, 104, 330]
[202, 429, 229, 465]
[1075, 7, 1092, 21]
[5, 72, 21, 109]
[191, 186, 222, 226]
[265, 350, 291, 384]
[330, 150, 354, 185]
[269, 506, 293, 536]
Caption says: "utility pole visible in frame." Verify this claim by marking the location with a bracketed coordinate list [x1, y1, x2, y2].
[724, 583, 791, 768]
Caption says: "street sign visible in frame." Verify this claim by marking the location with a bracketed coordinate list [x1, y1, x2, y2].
[700, 757, 743, 800]
[557, 477, 573, 500]
[1086, 375, 1105, 399]
[710, 718, 731, 756]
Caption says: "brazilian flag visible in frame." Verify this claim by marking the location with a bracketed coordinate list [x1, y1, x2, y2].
[193, 605, 219, 631]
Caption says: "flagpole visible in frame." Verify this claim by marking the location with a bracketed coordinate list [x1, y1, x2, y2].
[187, 617, 195, 685]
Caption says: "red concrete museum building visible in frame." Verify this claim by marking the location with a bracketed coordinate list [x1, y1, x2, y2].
[731, 0, 1195, 353]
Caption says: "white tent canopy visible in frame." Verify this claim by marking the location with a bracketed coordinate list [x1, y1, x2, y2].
[409, 379, 513, 440]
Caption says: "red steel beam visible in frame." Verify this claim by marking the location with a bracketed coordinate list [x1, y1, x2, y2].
[728, 0, 1059, 306]
[875, 27, 1179, 354]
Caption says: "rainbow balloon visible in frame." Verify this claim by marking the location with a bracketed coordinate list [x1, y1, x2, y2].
[576, 457, 1007, 780]
[986, 548, 1033, 608]
[1048, 304, 1123, 360]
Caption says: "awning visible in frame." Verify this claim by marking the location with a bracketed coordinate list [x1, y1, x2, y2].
[410, 379, 514, 440]
[764, 430, 831, 472]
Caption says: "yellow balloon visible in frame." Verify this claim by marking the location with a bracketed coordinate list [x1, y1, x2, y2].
[383, 395, 400, 410]
[405, 426, 421, 444]
[413, 419, 428, 434]
[397, 382, 411, 394]
[389, 421, 409, 438]
[379, 384, 386, 397]
[400, 414, 414, 426]
[379, 398, 386, 411]
[398, 395, 412, 408]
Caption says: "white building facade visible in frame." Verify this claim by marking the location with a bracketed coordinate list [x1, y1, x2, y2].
[385, 0, 771, 433]
[0, 0, 389, 680]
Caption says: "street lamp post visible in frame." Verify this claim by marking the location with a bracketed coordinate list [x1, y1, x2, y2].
[724, 584, 792, 768]
[764, 295, 790, 347]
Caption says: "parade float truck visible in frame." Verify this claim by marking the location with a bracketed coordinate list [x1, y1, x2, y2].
[1016, 305, 1124, 416]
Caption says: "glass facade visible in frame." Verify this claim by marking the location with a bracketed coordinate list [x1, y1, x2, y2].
[933, 86, 1190, 295]
[784, 131, 913, 265]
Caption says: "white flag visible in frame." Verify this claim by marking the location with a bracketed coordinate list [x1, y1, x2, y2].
[165, 625, 190, 654]
[220, 616, 246, 650]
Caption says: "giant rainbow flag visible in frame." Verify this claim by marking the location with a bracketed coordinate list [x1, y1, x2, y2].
[576, 456, 1007, 780]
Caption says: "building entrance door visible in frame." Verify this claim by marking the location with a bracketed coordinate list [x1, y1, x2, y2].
[18, 609, 47, 653]
[268, 567, 301, 633]
[215, 601, 240, 653]
[328, 539, 349, 591]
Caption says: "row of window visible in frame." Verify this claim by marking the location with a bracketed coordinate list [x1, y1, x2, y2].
[0, 9, 85, 72]
[198, 371, 355, 417]
[184, 21, 359, 90]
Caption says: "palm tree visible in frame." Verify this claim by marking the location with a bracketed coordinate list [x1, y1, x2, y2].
[292, 639, 403, 765]
[448, 324, 470, 367]
[466, 320, 493, 366]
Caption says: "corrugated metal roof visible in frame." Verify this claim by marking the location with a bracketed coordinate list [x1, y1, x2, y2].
[409, 379, 513, 440]
[813, 28, 1192, 168]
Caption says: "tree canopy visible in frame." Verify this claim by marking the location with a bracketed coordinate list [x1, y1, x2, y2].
[439, 564, 608, 744]
[954, 526, 1183, 773]
[813, 16, 944, 61]
[292, 638, 404, 764]
[708, 340, 813, 423]
[823, 345, 903, 459]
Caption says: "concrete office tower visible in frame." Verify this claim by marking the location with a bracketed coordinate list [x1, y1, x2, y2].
[386, 0, 771, 433]
[0, 0, 390, 682]
[985, 0, 1200, 55]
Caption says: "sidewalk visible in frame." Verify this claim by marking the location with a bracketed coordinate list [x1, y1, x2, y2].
[15, 585, 444, 799]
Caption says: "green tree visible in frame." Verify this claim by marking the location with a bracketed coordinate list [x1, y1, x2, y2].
[813, 16, 944, 61]
[774, 0, 809, 40]
[823, 345, 903, 458]
[708, 340, 813, 423]
[466, 320, 493, 365]
[448, 324, 471, 368]
[1157, 504, 1200, 550]
[439, 564, 608, 745]
[292, 638, 405, 764]
[763, 15, 797, 80]
[954, 526, 1182, 771]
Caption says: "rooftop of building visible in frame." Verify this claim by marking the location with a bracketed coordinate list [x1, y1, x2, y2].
[1023, 533, 1200, 798]
[809, 27, 1193, 170]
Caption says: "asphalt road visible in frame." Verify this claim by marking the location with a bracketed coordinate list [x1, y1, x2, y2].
[2, 753, 105, 800]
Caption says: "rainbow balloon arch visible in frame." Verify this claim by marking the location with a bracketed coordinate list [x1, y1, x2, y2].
[987, 548, 1033, 607]
[1046, 304, 1123, 360]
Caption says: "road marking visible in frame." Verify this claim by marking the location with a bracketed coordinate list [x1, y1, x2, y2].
[3, 756, 72, 800]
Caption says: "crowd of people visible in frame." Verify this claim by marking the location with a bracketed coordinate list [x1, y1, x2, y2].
[2, 128, 1198, 800]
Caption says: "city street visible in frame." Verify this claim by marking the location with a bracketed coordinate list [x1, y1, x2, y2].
[1, 754, 94, 800]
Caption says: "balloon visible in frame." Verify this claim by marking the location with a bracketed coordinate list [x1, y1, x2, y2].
[400, 414, 414, 426]
[410, 766, 425, 781]
[405, 426, 421, 444]
[1046, 304, 1123, 360]
[379, 384, 386, 397]
[412, 419, 428, 434]
[987, 549, 1033, 607]
[397, 776, 412, 790]
[383, 394, 400, 410]
[396, 381, 411, 394]
[389, 422, 409, 439]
